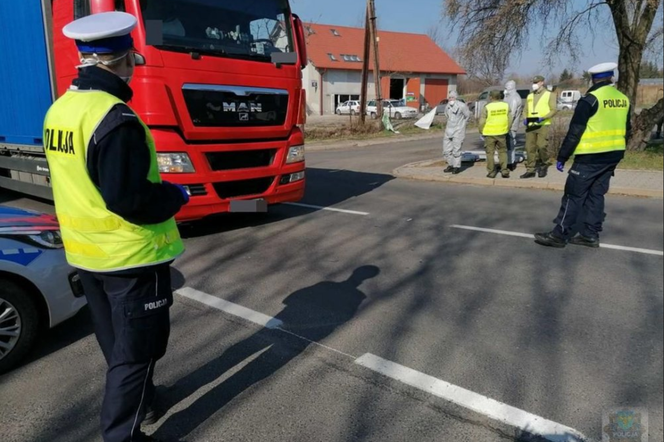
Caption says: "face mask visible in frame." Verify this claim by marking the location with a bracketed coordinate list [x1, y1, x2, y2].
[532, 83, 541, 91]
[449, 99, 456, 105]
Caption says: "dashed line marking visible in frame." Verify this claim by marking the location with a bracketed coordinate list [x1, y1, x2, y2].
[451, 225, 664, 256]
[283, 202, 370, 216]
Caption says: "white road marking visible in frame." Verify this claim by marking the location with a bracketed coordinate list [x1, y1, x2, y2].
[283, 202, 370, 216]
[355, 353, 591, 442]
[452, 225, 664, 257]
[176, 287, 590, 441]
[176, 287, 283, 329]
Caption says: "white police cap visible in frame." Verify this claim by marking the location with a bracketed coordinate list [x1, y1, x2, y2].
[588, 62, 617, 79]
[63, 12, 137, 53]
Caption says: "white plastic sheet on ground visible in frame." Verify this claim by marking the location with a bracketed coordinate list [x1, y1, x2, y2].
[415, 108, 437, 130]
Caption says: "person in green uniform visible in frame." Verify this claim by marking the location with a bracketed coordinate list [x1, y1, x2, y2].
[479, 90, 513, 178]
[521, 75, 558, 179]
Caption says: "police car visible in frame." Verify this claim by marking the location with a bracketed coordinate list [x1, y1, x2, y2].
[0, 206, 86, 373]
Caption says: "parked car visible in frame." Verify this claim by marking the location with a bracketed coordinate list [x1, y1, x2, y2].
[473, 85, 530, 119]
[435, 98, 467, 115]
[0, 206, 86, 373]
[335, 100, 361, 115]
[366, 99, 419, 119]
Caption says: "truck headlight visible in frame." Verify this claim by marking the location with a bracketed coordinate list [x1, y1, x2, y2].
[286, 145, 305, 164]
[157, 153, 195, 173]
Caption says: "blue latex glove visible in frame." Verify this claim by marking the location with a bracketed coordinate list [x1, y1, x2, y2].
[523, 119, 528, 127]
[537, 118, 545, 124]
[164, 181, 190, 204]
[174, 184, 190, 204]
[556, 161, 565, 173]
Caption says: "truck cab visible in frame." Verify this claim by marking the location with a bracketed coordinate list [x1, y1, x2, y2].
[0, 0, 308, 222]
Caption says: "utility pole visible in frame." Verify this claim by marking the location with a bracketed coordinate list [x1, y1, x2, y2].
[359, 3, 371, 125]
[368, 0, 382, 123]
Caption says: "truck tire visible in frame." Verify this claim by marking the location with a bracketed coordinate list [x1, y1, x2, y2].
[371, 112, 377, 119]
[0, 280, 40, 374]
[395, 112, 403, 120]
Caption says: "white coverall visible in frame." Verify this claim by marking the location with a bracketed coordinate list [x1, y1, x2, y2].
[504, 85, 524, 165]
[443, 100, 470, 168]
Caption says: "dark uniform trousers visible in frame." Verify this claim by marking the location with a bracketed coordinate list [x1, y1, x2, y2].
[79, 263, 173, 442]
[552, 161, 619, 240]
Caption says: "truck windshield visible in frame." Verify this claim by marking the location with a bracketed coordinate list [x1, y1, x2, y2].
[140, 0, 294, 61]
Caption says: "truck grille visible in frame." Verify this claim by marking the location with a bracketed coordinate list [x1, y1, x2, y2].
[183, 84, 288, 128]
[206, 149, 276, 171]
[213, 177, 274, 199]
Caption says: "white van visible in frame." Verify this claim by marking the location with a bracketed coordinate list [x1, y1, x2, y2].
[558, 90, 582, 110]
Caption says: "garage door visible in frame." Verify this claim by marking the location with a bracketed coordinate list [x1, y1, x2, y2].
[424, 79, 449, 109]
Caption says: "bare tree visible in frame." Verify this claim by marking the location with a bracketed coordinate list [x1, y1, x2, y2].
[444, 0, 664, 150]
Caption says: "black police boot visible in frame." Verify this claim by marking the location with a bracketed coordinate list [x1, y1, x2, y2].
[520, 171, 537, 179]
[569, 234, 600, 248]
[487, 168, 498, 179]
[538, 166, 549, 178]
[443, 166, 454, 173]
[501, 170, 511, 178]
[453, 167, 462, 175]
[508, 163, 517, 172]
[534, 231, 567, 248]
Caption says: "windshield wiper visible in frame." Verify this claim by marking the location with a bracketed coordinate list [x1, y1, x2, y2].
[156, 44, 227, 58]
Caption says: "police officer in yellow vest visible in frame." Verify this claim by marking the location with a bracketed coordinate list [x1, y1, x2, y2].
[479, 90, 513, 178]
[521, 75, 558, 179]
[44, 12, 188, 442]
[535, 63, 631, 248]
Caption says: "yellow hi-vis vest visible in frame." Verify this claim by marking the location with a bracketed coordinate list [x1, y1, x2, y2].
[576, 86, 630, 155]
[482, 101, 510, 136]
[527, 90, 553, 126]
[43, 90, 184, 272]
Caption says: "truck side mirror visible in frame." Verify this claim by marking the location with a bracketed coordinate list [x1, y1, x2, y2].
[292, 14, 308, 70]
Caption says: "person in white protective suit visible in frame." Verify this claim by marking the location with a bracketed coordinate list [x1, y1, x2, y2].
[443, 91, 471, 174]
[504, 80, 524, 171]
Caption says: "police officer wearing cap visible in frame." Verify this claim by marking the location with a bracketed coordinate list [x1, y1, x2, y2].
[535, 62, 631, 248]
[43, 12, 188, 442]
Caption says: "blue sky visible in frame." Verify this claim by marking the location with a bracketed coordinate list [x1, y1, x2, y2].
[288, 0, 621, 78]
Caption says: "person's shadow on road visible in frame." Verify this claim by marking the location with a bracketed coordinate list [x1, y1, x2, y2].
[152, 265, 380, 440]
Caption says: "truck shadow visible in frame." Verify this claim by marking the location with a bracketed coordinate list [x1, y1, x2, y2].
[181, 168, 394, 238]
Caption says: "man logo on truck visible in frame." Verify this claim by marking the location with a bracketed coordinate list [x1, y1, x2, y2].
[44, 128, 76, 155]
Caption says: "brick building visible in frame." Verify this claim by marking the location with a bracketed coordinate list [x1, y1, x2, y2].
[302, 23, 465, 115]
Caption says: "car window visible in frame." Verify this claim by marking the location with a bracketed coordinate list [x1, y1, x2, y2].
[478, 92, 488, 100]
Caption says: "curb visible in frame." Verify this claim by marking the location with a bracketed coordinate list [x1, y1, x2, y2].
[393, 160, 664, 199]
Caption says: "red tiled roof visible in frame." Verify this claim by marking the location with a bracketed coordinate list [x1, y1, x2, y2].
[303, 23, 465, 75]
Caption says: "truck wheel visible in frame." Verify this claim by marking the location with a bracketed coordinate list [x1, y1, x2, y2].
[395, 112, 402, 120]
[0, 280, 40, 374]
[350, 110, 356, 116]
[371, 112, 377, 119]
[335, 109, 341, 115]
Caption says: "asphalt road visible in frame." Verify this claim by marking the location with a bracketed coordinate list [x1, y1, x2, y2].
[1, 135, 662, 442]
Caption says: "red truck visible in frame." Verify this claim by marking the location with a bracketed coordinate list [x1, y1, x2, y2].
[0, 0, 307, 222]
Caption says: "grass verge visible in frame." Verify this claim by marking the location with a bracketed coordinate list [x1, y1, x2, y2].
[621, 141, 663, 170]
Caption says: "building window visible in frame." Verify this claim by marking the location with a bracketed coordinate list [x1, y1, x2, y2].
[341, 54, 362, 62]
[330, 29, 341, 36]
[327, 53, 338, 61]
